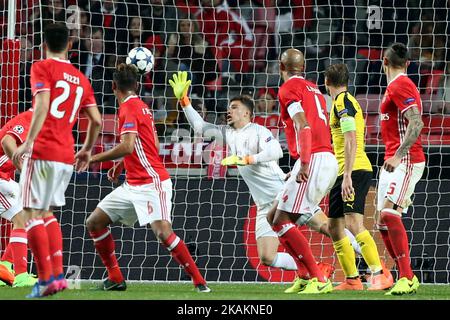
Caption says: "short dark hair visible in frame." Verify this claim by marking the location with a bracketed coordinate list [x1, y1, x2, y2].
[230, 95, 254, 116]
[43, 23, 69, 53]
[324, 63, 349, 87]
[385, 43, 409, 68]
[113, 63, 139, 92]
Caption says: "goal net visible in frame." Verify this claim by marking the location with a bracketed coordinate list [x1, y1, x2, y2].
[0, 0, 449, 284]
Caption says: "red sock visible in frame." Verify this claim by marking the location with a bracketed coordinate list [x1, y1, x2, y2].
[43, 216, 63, 277]
[296, 261, 311, 279]
[9, 229, 28, 275]
[381, 209, 414, 280]
[273, 222, 325, 282]
[89, 228, 123, 283]
[1, 240, 14, 263]
[379, 228, 396, 261]
[162, 233, 206, 286]
[26, 219, 53, 282]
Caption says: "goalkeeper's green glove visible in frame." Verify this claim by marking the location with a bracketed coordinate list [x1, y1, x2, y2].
[221, 155, 255, 166]
[169, 71, 191, 106]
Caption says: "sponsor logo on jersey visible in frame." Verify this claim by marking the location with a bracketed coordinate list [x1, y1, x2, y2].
[123, 122, 135, 129]
[265, 136, 273, 143]
[13, 125, 24, 134]
[35, 82, 44, 89]
[380, 113, 390, 121]
[404, 97, 415, 105]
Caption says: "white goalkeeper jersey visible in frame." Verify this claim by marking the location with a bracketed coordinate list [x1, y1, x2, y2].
[184, 105, 286, 207]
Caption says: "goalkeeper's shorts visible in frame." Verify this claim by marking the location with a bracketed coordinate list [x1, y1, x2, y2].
[0, 178, 22, 221]
[377, 162, 425, 211]
[97, 179, 173, 227]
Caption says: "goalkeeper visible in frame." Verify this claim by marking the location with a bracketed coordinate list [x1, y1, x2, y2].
[170, 71, 344, 291]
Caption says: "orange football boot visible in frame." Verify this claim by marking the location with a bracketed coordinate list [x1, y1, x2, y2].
[317, 262, 335, 279]
[334, 278, 364, 291]
[0, 264, 14, 286]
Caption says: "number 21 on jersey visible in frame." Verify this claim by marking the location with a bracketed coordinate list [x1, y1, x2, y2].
[50, 80, 84, 123]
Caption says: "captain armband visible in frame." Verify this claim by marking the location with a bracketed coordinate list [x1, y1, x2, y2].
[340, 116, 356, 133]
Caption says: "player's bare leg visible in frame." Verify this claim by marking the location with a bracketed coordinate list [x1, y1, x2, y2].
[267, 202, 311, 292]
[306, 211, 330, 236]
[257, 237, 287, 267]
[150, 220, 210, 292]
[305, 212, 336, 279]
[345, 213, 393, 290]
[0, 212, 37, 288]
[86, 208, 126, 291]
[268, 204, 335, 292]
[258, 201, 298, 270]
[272, 209, 332, 294]
[23, 208, 59, 298]
[378, 200, 418, 295]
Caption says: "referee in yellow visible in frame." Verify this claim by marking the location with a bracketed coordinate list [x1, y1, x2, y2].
[325, 63, 393, 291]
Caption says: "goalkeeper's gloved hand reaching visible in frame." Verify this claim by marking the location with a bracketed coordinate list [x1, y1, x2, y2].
[169, 71, 191, 107]
[221, 155, 255, 166]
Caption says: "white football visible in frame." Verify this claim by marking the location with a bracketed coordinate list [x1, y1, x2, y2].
[126, 47, 154, 75]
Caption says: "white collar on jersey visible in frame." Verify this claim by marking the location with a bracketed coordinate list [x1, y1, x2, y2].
[388, 72, 406, 85]
[50, 57, 71, 64]
[285, 75, 305, 84]
[234, 122, 252, 132]
[123, 95, 138, 103]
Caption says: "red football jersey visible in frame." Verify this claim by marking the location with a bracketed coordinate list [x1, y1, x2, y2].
[0, 110, 32, 180]
[253, 114, 283, 139]
[278, 76, 333, 159]
[30, 58, 97, 164]
[380, 73, 425, 164]
[118, 95, 170, 186]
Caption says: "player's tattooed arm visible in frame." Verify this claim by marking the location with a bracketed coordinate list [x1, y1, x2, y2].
[395, 106, 424, 159]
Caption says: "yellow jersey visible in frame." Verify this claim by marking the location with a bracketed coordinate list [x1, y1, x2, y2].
[330, 91, 372, 175]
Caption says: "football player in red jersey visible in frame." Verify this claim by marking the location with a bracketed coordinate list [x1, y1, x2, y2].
[0, 110, 37, 288]
[268, 49, 338, 294]
[377, 43, 425, 295]
[87, 64, 210, 293]
[12, 23, 102, 298]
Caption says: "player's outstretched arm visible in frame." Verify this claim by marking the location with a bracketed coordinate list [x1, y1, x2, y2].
[90, 132, 136, 164]
[12, 91, 50, 168]
[169, 71, 216, 134]
[384, 106, 424, 172]
[107, 160, 124, 183]
[254, 126, 284, 163]
[75, 106, 102, 172]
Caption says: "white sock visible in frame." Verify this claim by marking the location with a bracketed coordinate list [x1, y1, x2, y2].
[345, 228, 362, 256]
[270, 252, 298, 270]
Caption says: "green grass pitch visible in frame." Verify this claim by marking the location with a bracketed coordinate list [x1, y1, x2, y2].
[0, 283, 449, 300]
